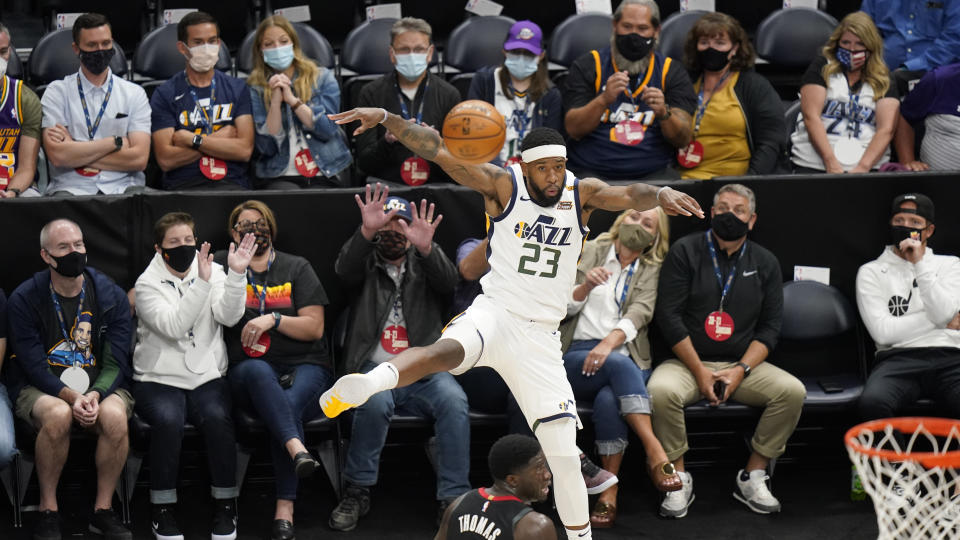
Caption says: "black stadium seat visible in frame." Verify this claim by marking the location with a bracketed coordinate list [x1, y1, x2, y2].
[547, 12, 612, 69]
[236, 22, 335, 74]
[389, 0, 466, 46]
[5, 48, 24, 81]
[134, 24, 232, 91]
[658, 10, 709, 63]
[28, 28, 128, 89]
[155, 0, 260, 51]
[755, 8, 838, 99]
[38, 0, 149, 54]
[269, 0, 361, 50]
[444, 15, 515, 73]
[340, 18, 397, 76]
[502, 3, 573, 42]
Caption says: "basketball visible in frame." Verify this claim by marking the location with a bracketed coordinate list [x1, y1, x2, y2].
[442, 100, 506, 164]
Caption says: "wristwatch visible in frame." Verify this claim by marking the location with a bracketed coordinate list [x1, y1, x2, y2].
[8, 187, 21, 197]
[272, 312, 282, 329]
[192, 134, 204, 150]
[113, 135, 123, 152]
[658, 104, 673, 121]
[736, 361, 751, 378]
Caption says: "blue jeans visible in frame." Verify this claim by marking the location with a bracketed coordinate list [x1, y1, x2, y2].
[132, 379, 237, 504]
[345, 362, 471, 501]
[0, 385, 17, 470]
[229, 360, 332, 501]
[563, 340, 652, 455]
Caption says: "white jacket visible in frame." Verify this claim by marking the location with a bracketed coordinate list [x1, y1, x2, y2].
[133, 252, 247, 389]
[856, 246, 960, 351]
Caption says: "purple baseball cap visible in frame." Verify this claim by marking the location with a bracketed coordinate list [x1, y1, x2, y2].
[504, 20, 543, 56]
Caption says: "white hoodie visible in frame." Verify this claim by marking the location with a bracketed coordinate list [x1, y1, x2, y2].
[856, 246, 960, 351]
[133, 252, 247, 389]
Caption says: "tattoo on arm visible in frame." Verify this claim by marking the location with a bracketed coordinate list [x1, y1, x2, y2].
[396, 123, 441, 160]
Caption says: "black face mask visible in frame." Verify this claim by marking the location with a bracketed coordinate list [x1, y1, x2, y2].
[78, 48, 115, 75]
[891, 225, 924, 246]
[237, 227, 272, 256]
[711, 212, 749, 241]
[50, 251, 87, 278]
[376, 230, 409, 260]
[615, 33, 655, 61]
[525, 177, 564, 208]
[161, 245, 196, 273]
[697, 47, 731, 72]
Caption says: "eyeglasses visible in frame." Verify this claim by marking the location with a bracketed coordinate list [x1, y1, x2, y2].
[234, 219, 269, 231]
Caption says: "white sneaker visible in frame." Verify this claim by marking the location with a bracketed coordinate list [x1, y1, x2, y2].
[319, 373, 378, 418]
[733, 469, 781, 514]
[659, 471, 694, 518]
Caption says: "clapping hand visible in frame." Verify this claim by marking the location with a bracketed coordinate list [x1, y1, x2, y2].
[228, 233, 257, 274]
[197, 242, 213, 282]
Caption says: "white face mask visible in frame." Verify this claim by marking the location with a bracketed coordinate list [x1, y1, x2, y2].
[0, 56, 7, 78]
[187, 43, 220, 72]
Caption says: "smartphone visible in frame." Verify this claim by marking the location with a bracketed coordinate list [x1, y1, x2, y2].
[712, 380, 727, 405]
[278, 372, 296, 389]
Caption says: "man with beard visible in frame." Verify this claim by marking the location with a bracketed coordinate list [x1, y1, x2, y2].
[436, 434, 557, 540]
[329, 192, 469, 531]
[563, 0, 696, 180]
[648, 183, 805, 519]
[7, 219, 134, 540]
[323, 96, 702, 538]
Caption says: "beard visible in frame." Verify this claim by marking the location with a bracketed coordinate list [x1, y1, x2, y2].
[611, 34, 650, 76]
[525, 177, 564, 207]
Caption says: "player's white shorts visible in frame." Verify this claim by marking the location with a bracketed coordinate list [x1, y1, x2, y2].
[441, 294, 581, 432]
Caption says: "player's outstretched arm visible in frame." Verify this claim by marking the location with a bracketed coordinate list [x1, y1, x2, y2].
[329, 107, 509, 198]
[579, 177, 704, 218]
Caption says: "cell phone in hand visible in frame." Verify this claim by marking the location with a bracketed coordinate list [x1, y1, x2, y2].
[712, 380, 727, 405]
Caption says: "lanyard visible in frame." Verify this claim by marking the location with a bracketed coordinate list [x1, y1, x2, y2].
[705, 230, 747, 312]
[49, 280, 85, 347]
[163, 279, 196, 344]
[390, 292, 403, 325]
[187, 72, 217, 135]
[285, 105, 307, 150]
[245, 249, 275, 315]
[613, 259, 638, 311]
[610, 55, 655, 104]
[845, 85, 863, 138]
[77, 73, 114, 140]
[693, 71, 731, 136]
[396, 79, 429, 124]
[510, 93, 534, 141]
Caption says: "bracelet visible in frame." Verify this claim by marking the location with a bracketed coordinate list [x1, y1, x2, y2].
[656, 186, 669, 202]
[378, 108, 388, 124]
[292, 99, 305, 111]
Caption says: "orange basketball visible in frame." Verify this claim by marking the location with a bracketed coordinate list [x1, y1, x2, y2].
[442, 100, 506, 164]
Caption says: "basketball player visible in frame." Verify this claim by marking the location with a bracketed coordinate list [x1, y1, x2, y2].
[325, 106, 703, 539]
[436, 434, 556, 540]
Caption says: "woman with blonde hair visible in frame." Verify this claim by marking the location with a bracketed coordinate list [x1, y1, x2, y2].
[558, 206, 680, 528]
[247, 16, 351, 188]
[791, 11, 899, 173]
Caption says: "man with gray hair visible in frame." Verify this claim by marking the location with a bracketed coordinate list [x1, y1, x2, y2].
[354, 17, 461, 185]
[564, 0, 696, 180]
[0, 21, 42, 198]
[648, 183, 805, 518]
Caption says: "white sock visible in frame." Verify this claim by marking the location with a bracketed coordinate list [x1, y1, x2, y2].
[368, 362, 400, 392]
[566, 525, 591, 539]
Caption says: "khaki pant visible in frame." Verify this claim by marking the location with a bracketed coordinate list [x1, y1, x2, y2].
[648, 359, 806, 462]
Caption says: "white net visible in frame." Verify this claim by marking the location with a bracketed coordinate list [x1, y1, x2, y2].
[846, 419, 960, 540]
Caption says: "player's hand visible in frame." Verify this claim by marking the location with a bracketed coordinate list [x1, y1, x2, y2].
[641, 87, 668, 119]
[898, 237, 923, 263]
[399, 198, 443, 257]
[657, 187, 704, 218]
[583, 342, 612, 377]
[602, 71, 629, 106]
[329, 107, 389, 136]
[904, 160, 930, 172]
[584, 267, 611, 289]
[696, 367, 720, 406]
[227, 233, 257, 274]
[196, 242, 213, 282]
[357, 182, 398, 240]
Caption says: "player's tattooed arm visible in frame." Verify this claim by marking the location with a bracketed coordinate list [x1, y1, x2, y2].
[579, 177, 704, 218]
[383, 115, 442, 160]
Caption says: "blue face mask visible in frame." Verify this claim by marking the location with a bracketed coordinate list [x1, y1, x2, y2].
[835, 46, 868, 72]
[263, 44, 294, 70]
[395, 53, 428, 81]
[504, 53, 539, 80]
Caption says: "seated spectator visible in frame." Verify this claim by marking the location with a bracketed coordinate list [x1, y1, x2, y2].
[564, 0, 696, 180]
[648, 184, 805, 519]
[861, 0, 960, 95]
[856, 194, 960, 420]
[560, 207, 680, 528]
[215, 200, 330, 540]
[7, 219, 133, 540]
[467, 20, 562, 167]
[0, 288, 16, 473]
[437, 434, 556, 540]
[892, 62, 960, 171]
[41, 13, 150, 196]
[132, 213, 256, 540]
[247, 15, 352, 188]
[679, 13, 785, 179]
[151, 12, 254, 191]
[354, 18, 460, 185]
[329, 186, 469, 530]
[0, 22, 41, 198]
[791, 12, 899, 174]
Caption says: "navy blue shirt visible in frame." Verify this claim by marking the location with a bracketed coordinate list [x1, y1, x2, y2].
[150, 70, 253, 189]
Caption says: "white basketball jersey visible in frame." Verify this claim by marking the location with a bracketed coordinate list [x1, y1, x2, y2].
[480, 163, 588, 325]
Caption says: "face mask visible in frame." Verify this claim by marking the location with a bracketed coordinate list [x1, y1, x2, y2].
[619, 223, 656, 252]
[891, 225, 924, 246]
[697, 47, 731, 72]
[394, 53, 428, 81]
[263, 44, 295, 70]
[615, 33, 655, 62]
[50, 251, 87, 278]
[0, 56, 7, 77]
[161, 245, 197, 274]
[376, 229, 408, 260]
[504, 53, 539, 80]
[836, 46, 868, 72]
[78, 48, 115, 75]
[188, 43, 220, 72]
[711, 212, 749, 241]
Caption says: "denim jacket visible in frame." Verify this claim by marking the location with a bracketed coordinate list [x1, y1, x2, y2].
[249, 68, 352, 180]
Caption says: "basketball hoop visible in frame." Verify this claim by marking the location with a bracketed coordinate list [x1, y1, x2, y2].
[845, 417, 960, 540]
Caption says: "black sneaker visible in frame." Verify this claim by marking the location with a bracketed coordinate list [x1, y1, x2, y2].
[33, 510, 61, 540]
[151, 505, 183, 540]
[89, 508, 133, 540]
[271, 519, 295, 540]
[211, 499, 237, 540]
[293, 451, 320, 479]
[328, 485, 371, 531]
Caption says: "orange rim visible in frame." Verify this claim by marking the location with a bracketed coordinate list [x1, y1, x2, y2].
[845, 417, 960, 469]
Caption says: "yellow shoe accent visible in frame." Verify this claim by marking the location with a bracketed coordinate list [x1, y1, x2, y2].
[320, 391, 357, 418]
